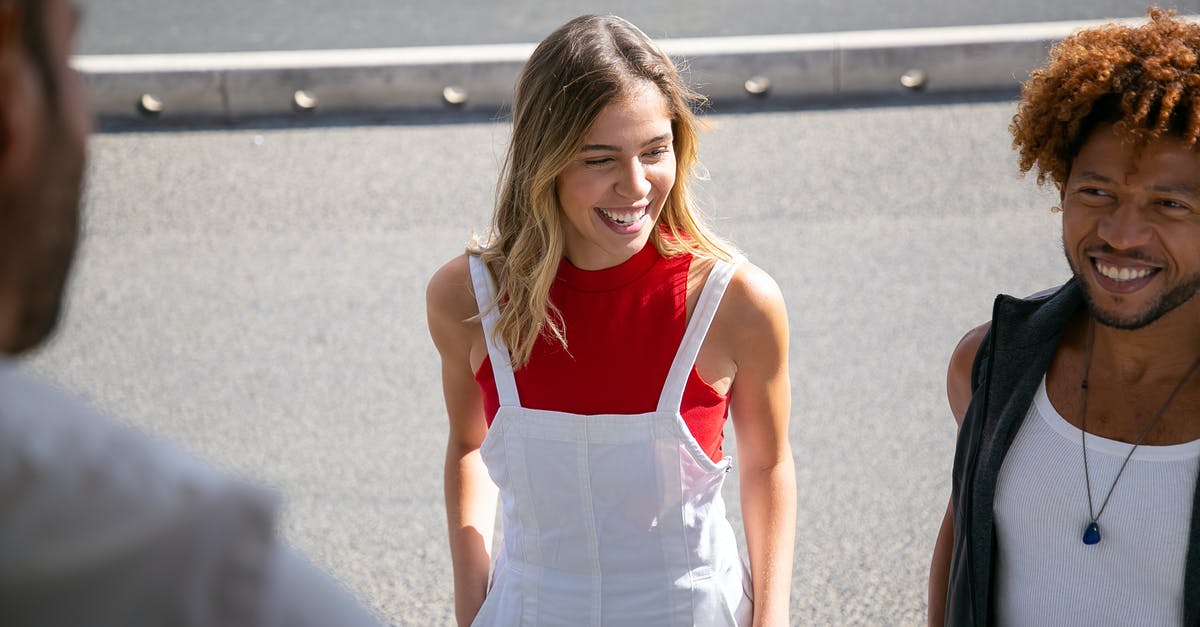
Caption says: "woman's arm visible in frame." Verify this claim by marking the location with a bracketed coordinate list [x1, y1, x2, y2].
[427, 255, 498, 627]
[722, 264, 796, 627]
[927, 322, 989, 627]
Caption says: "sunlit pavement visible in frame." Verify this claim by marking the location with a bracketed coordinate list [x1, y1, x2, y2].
[26, 97, 1067, 625]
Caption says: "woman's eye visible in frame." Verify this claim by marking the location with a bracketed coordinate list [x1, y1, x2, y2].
[584, 158, 612, 167]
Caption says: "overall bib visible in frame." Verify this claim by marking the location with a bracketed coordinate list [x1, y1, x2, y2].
[468, 255, 753, 627]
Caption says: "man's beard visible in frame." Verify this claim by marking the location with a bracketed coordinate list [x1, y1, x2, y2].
[1067, 245, 1200, 330]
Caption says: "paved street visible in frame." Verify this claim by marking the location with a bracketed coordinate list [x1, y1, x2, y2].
[26, 1, 1200, 624]
[79, 0, 1197, 54]
[26, 97, 1066, 625]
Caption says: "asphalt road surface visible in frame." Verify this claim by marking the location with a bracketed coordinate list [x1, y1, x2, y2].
[24, 96, 1068, 625]
[78, 0, 1199, 54]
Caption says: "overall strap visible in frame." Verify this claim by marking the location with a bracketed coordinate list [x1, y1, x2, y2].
[467, 255, 521, 408]
[657, 259, 739, 413]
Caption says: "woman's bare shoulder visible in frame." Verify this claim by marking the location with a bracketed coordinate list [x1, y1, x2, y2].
[722, 261, 786, 324]
[426, 254, 481, 339]
[708, 261, 787, 361]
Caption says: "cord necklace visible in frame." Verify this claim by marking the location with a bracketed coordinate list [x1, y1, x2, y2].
[1079, 320, 1200, 545]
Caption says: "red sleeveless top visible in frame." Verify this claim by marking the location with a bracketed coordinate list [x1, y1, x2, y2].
[474, 244, 731, 462]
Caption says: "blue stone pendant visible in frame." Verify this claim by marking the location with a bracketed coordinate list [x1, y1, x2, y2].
[1082, 522, 1101, 545]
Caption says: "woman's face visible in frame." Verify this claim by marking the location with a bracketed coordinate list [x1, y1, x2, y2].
[556, 82, 676, 270]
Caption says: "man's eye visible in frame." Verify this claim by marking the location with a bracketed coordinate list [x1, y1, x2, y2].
[1075, 188, 1114, 202]
[1158, 199, 1192, 213]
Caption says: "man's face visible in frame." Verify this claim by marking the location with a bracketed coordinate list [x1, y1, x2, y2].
[1062, 124, 1200, 330]
[0, 0, 89, 353]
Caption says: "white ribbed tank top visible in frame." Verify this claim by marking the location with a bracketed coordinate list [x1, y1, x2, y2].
[993, 377, 1200, 626]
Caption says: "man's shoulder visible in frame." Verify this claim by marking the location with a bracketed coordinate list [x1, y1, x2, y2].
[0, 361, 274, 514]
[1020, 283, 1070, 303]
[0, 362, 281, 625]
[995, 279, 1078, 315]
[946, 282, 1074, 420]
[964, 282, 1067, 355]
[988, 279, 1082, 346]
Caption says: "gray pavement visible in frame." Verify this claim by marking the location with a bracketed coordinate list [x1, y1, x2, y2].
[79, 0, 1198, 54]
[27, 98, 1065, 625]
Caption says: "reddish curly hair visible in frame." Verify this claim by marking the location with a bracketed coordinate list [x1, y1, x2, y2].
[1011, 7, 1200, 187]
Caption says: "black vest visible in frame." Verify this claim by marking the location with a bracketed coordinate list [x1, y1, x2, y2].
[944, 279, 1200, 626]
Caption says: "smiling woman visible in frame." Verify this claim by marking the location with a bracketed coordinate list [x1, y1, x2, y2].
[426, 14, 796, 627]
[556, 82, 676, 270]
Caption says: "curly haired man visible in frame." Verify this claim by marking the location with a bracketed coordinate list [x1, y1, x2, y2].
[930, 9, 1200, 626]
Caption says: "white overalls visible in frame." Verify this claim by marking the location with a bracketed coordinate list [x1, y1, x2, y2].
[468, 255, 753, 627]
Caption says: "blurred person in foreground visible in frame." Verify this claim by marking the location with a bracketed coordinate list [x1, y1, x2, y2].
[929, 9, 1200, 626]
[0, 1, 382, 625]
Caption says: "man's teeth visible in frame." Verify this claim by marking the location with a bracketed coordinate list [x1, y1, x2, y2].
[1096, 261, 1153, 282]
[599, 207, 646, 226]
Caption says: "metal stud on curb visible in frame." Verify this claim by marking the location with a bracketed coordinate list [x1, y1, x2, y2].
[292, 89, 318, 113]
[900, 69, 928, 91]
[442, 86, 468, 107]
[138, 93, 164, 116]
[743, 76, 771, 97]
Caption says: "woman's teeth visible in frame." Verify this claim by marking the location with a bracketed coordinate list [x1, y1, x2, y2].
[599, 207, 646, 226]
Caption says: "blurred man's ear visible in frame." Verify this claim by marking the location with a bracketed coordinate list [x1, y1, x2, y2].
[0, 1, 18, 62]
[0, 0, 37, 178]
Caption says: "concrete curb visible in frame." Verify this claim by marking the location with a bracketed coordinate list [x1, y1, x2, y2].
[73, 15, 1180, 122]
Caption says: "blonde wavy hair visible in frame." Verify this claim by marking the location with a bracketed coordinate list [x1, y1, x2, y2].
[471, 14, 736, 368]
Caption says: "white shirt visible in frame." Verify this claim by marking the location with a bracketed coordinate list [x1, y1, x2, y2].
[0, 359, 382, 626]
[993, 377, 1200, 626]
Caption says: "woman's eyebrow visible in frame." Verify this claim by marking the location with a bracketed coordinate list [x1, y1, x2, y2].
[580, 133, 673, 152]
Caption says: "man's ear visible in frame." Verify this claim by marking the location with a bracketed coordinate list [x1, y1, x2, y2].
[0, 0, 38, 183]
[0, 1, 18, 56]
